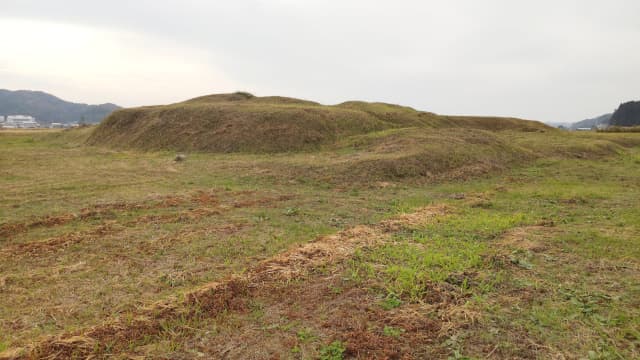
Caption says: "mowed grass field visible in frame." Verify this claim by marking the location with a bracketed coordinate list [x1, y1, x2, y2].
[0, 128, 639, 359]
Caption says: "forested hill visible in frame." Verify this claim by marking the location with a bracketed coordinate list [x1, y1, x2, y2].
[610, 101, 640, 127]
[0, 89, 121, 124]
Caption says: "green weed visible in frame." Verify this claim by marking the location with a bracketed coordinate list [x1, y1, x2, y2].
[383, 326, 404, 338]
[319, 341, 346, 360]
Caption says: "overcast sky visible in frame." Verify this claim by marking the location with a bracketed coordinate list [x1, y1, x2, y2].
[2, 1, 639, 123]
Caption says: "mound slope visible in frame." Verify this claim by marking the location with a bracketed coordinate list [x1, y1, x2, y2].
[87, 93, 551, 153]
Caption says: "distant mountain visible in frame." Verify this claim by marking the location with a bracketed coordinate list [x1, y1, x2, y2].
[610, 101, 640, 127]
[0, 89, 121, 125]
[571, 113, 612, 130]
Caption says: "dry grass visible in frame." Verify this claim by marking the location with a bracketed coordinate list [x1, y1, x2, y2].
[4, 206, 448, 359]
[86, 93, 552, 153]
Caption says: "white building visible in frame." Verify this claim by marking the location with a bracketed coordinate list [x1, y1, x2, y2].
[0, 116, 5, 123]
[3, 115, 40, 129]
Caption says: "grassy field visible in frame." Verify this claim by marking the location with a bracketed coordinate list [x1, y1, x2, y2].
[0, 128, 639, 359]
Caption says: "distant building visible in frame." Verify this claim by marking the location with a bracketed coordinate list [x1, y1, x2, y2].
[50, 123, 64, 128]
[2, 115, 41, 129]
[576, 127, 592, 131]
[0, 116, 5, 123]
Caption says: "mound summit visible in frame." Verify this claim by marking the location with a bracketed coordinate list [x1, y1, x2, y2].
[87, 92, 550, 153]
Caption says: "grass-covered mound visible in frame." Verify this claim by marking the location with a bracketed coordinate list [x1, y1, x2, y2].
[87, 92, 551, 153]
[260, 128, 640, 184]
[334, 128, 535, 181]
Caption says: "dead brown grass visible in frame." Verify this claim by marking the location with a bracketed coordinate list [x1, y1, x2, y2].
[0, 190, 293, 257]
[495, 226, 557, 253]
[3, 205, 448, 359]
[188, 256, 474, 359]
[0, 224, 116, 257]
[254, 205, 447, 282]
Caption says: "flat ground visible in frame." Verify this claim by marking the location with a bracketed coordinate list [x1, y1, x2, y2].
[0, 129, 639, 359]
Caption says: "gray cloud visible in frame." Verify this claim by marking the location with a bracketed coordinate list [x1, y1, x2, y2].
[2, 0, 639, 122]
